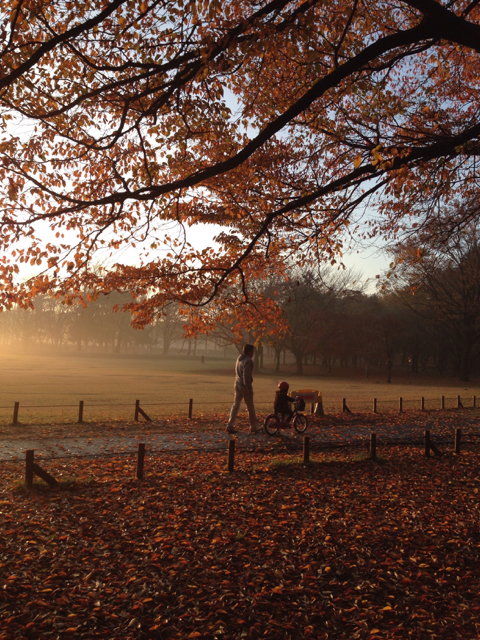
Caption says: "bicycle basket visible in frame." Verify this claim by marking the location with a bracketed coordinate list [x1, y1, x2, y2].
[295, 397, 306, 411]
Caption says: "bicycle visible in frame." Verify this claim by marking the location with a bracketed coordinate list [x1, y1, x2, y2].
[264, 397, 308, 435]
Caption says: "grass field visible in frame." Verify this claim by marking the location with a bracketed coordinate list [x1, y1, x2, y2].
[0, 347, 479, 424]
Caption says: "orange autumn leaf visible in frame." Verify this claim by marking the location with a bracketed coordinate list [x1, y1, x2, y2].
[0, 0, 476, 338]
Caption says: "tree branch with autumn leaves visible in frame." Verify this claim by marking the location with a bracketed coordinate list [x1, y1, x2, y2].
[0, 0, 480, 334]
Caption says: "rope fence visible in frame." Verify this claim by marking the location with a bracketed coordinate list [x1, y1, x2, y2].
[0, 393, 478, 424]
[16, 428, 469, 488]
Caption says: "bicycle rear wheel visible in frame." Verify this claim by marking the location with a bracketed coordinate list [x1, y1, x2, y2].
[294, 413, 307, 434]
[264, 414, 280, 435]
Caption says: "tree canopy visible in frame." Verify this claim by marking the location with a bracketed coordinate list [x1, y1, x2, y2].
[1, 0, 480, 329]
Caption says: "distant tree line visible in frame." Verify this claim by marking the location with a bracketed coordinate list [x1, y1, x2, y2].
[382, 219, 480, 382]
[0, 293, 189, 356]
[212, 226, 480, 382]
[3, 222, 480, 383]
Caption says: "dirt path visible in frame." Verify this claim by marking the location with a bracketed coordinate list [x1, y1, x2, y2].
[1, 409, 479, 461]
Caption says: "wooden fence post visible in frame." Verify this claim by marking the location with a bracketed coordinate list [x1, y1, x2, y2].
[424, 430, 431, 457]
[78, 400, 84, 423]
[228, 439, 235, 473]
[373, 398, 377, 413]
[370, 432, 377, 461]
[423, 430, 443, 457]
[13, 402, 19, 426]
[454, 429, 461, 455]
[342, 398, 351, 414]
[25, 450, 34, 489]
[303, 436, 310, 464]
[441, 395, 445, 410]
[458, 395, 463, 409]
[473, 395, 476, 409]
[32, 463, 58, 486]
[188, 398, 193, 419]
[25, 450, 57, 487]
[134, 400, 152, 422]
[421, 397, 425, 411]
[137, 443, 146, 480]
[399, 397, 403, 413]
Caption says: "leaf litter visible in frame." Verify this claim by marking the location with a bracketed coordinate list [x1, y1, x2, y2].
[1, 428, 480, 638]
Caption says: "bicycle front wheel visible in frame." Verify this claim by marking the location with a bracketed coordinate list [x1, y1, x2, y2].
[264, 414, 280, 435]
[294, 413, 308, 434]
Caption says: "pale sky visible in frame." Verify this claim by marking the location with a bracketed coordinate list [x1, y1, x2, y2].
[14, 217, 388, 293]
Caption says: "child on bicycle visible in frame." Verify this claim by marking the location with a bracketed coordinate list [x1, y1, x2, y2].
[274, 381, 296, 420]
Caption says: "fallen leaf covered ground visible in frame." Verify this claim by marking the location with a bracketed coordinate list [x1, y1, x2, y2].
[1, 426, 480, 639]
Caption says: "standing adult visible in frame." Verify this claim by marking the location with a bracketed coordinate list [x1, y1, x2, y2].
[226, 344, 260, 434]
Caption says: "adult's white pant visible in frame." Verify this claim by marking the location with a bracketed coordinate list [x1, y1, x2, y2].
[227, 386, 257, 429]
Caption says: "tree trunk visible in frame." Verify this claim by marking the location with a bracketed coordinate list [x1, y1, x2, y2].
[295, 353, 304, 375]
[254, 348, 260, 373]
[387, 358, 392, 383]
[411, 343, 419, 373]
[459, 339, 473, 381]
